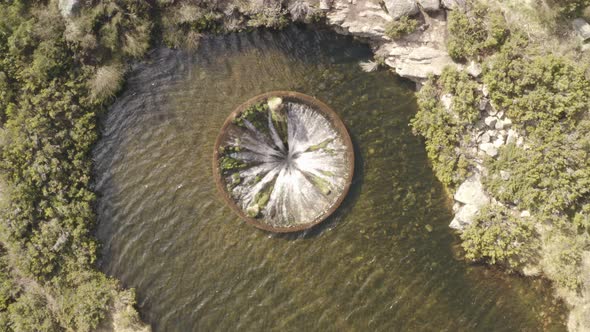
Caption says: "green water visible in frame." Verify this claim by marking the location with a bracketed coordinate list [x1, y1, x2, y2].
[94, 25, 566, 331]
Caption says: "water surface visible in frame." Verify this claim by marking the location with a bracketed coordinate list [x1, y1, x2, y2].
[94, 25, 566, 331]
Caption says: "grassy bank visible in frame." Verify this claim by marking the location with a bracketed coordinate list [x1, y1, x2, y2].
[411, 0, 590, 330]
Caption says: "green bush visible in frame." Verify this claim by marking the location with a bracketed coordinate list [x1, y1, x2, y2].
[411, 67, 479, 188]
[8, 292, 59, 332]
[446, 2, 509, 61]
[461, 204, 539, 270]
[482, 36, 590, 214]
[540, 220, 588, 290]
[483, 47, 590, 137]
[247, 5, 289, 29]
[385, 16, 418, 39]
[56, 272, 117, 332]
[485, 142, 590, 215]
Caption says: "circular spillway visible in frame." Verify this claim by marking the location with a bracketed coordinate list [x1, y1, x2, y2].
[213, 91, 354, 232]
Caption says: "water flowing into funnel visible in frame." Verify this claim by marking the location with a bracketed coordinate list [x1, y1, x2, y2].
[214, 92, 354, 231]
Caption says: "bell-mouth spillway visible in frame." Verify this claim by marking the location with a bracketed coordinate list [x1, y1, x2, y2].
[213, 91, 355, 232]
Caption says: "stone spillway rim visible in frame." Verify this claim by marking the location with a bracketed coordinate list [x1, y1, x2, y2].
[212, 91, 355, 233]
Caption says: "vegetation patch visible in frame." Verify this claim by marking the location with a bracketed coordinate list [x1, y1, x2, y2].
[385, 16, 418, 40]
[461, 205, 539, 270]
[411, 67, 479, 188]
[0, 1, 151, 330]
[483, 34, 590, 216]
[446, 1, 509, 61]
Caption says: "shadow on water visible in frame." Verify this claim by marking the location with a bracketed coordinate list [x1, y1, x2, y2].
[93, 24, 567, 332]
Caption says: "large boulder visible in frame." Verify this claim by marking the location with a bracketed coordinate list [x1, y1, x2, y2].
[454, 175, 490, 207]
[573, 18, 590, 42]
[389, 46, 456, 81]
[319, 0, 331, 10]
[384, 0, 419, 20]
[449, 204, 479, 230]
[59, 0, 79, 17]
[418, 0, 440, 12]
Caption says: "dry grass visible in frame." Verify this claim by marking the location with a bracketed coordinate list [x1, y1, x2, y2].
[89, 64, 125, 103]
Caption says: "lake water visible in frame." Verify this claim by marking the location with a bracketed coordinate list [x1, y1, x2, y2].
[93, 25, 566, 331]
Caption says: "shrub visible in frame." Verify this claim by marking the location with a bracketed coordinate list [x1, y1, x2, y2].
[461, 204, 539, 270]
[247, 5, 289, 29]
[483, 49, 590, 137]
[574, 204, 590, 232]
[540, 220, 588, 290]
[385, 16, 418, 39]
[483, 39, 590, 215]
[56, 272, 117, 332]
[411, 67, 479, 188]
[8, 292, 59, 332]
[485, 141, 590, 214]
[446, 2, 509, 61]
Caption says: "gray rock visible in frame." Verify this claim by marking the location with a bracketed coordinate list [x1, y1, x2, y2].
[449, 204, 480, 230]
[59, 0, 79, 17]
[320, 0, 331, 10]
[441, 0, 466, 10]
[484, 116, 497, 128]
[384, 0, 419, 19]
[454, 175, 490, 207]
[573, 18, 590, 41]
[520, 210, 531, 217]
[479, 142, 498, 157]
[418, 0, 440, 11]
[479, 98, 488, 111]
[506, 129, 518, 145]
[392, 46, 457, 81]
[466, 60, 482, 77]
[479, 132, 491, 143]
[441, 93, 453, 111]
[494, 118, 512, 130]
[493, 136, 505, 148]
[500, 170, 511, 180]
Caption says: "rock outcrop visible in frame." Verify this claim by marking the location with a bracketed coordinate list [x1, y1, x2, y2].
[325, 0, 455, 82]
[572, 18, 590, 42]
[418, 0, 441, 12]
[450, 174, 490, 229]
